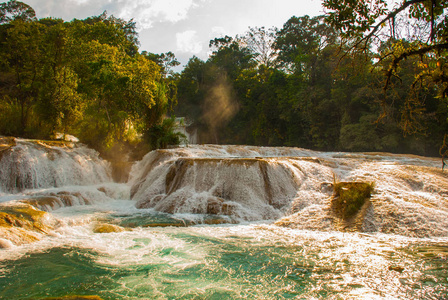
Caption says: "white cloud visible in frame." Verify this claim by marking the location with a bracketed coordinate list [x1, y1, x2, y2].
[68, 0, 90, 4]
[211, 26, 227, 37]
[176, 30, 202, 54]
[151, 0, 196, 22]
[116, 0, 196, 30]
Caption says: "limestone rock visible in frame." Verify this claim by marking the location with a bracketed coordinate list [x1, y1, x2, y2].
[0, 203, 58, 246]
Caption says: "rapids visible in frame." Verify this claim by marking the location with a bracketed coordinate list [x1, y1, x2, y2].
[0, 139, 447, 299]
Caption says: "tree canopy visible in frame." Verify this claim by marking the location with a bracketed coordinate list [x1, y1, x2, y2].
[0, 0, 446, 159]
[0, 1, 181, 158]
[0, 0, 35, 24]
[175, 11, 447, 156]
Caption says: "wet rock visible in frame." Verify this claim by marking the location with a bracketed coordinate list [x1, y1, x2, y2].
[202, 216, 235, 225]
[330, 181, 374, 233]
[221, 202, 237, 215]
[21, 191, 93, 211]
[93, 223, 125, 233]
[21, 196, 66, 211]
[143, 222, 189, 227]
[320, 182, 334, 194]
[388, 265, 404, 273]
[52, 132, 79, 143]
[0, 203, 57, 231]
[207, 197, 224, 214]
[0, 238, 14, 249]
[0, 203, 58, 245]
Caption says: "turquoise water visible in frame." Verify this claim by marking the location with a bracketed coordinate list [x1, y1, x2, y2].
[1, 208, 447, 299]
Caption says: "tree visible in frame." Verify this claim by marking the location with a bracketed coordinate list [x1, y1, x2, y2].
[240, 26, 278, 68]
[81, 11, 139, 56]
[274, 16, 335, 74]
[0, 19, 44, 135]
[323, 0, 448, 135]
[209, 36, 256, 79]
[144, 116, 186, 150]
[175, 56, 206, 121]
[0, 3, 179, 155]
[0, 0, 35, 24]
[36, 20, 84, 134]
[142, 51, 180, 78]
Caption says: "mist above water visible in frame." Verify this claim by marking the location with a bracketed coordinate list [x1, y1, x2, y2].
[201, 75, 239, 143]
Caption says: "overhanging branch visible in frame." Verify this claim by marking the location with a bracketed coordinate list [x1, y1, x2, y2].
[384, 42, 448, 91]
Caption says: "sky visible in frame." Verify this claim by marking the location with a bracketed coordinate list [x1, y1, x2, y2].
[24, 0, 324, 68]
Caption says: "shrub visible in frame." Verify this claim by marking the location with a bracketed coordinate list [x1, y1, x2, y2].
[332, 181, 374, 219]
[144, 116, 186, 150]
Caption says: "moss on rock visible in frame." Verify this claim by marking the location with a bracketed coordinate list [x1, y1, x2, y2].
[331, 181, 374, 220]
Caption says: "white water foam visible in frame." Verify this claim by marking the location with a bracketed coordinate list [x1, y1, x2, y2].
[130, 145, 448, 237]
[0, 139, 111, 193]
[1, 143, 447, 246]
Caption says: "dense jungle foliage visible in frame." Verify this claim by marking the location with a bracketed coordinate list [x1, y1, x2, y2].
[176, 0, 448, 156]
[0, 0, 447, 158]
[0, 0, 181, 159]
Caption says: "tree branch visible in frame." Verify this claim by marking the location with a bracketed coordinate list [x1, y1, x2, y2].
[384, 42, 448, 91]
[363, 0, 424, 44]
[334, 0, 427, 70]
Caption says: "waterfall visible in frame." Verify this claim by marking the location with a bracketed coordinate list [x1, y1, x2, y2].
[1, 140, 447, 238]
[0, 138, 111, 194]
[173, 117, 198, 145]
[131, 156, 331, 221]
[130, 145, 448, 237]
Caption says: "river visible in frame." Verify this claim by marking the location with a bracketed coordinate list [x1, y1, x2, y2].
[0, 139, 447, 299]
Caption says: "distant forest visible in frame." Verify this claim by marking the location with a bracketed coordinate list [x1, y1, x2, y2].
[0, 0, 447, 158]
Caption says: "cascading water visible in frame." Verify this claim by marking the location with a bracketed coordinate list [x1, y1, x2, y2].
[0, 140, 447, 299]
[0, 138, 111, 194]
[129, 145, 448, 237]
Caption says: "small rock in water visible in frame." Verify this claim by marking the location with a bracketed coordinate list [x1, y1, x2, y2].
[93, 223, 125, 233]
[388, 265, 405, 273]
